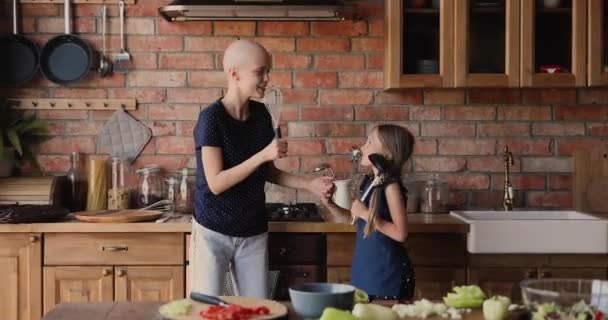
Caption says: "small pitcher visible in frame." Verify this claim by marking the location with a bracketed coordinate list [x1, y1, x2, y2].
[332, 179, 353, 210]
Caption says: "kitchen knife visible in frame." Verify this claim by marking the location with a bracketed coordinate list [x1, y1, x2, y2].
[190, 291, 231, 306]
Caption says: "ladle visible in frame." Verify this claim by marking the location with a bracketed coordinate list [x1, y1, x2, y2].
[98, 5, 112, 77]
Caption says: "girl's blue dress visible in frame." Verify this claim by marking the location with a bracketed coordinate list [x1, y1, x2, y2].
[350, 175, 416, 300]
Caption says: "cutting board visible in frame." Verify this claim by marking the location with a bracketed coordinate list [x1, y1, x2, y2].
[73, 209, 164, 223]
[574, 148, 608, 213]
[159, 296, 288, 320]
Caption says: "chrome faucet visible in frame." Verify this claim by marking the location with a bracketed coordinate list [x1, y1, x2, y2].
[503, 146, 514, 211]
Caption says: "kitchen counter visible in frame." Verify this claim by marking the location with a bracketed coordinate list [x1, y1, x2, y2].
[0, 213, 468, 233]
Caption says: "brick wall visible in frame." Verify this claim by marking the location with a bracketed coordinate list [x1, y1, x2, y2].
[1, 0, 607, 209]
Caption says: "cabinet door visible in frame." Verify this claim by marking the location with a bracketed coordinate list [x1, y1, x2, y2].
[588, 0, 608, 86]
[43, 266, 113, 314]
[468, 267, 537, 302]
[114, 266, 184, 302]
[385, 0, 454, 88]
[454, 0, 520, 87]
[538, 268, 607, 280]
[521, 0, 587, 87]
[415, 267, 466, 300]
[327, 267, 351, 284]
[0, 234, 41, 320]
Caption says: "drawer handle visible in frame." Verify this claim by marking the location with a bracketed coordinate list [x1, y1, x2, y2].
[102, 269, 112, 277]
[29, 235, 38, 243]
[278, 247, 290, 256]
[102, 245, 128, 252]
[117, 269, 126, 277]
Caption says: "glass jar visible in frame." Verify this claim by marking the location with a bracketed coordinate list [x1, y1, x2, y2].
[420, 175, 449, 213]
[135, 165, 163, 208]
[175, 168, 195, 214]
[107, 157, 129, 210]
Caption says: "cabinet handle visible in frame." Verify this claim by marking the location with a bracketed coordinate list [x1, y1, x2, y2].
[101, 245, 128, 252]
[278, 247, 289, 256]
[102, 269, 112, 277]
[29, 235, 38, 243]
[524, 270, 537, 279]
[117, 269, 126, 277]
[540, 271, 552, 278]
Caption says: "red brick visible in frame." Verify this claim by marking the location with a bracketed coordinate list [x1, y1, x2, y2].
[132, 156, 190, 173]
[38, 137, 95, 154]
[156, 137, 194, 154]
[91, 108, 145, 121]
[81, 35, 119, 54]
[555, 106, 608, 120]
[410, 106, 441, 120]
[311, 21, 367, 36]
[369, 20, 384, 36]
[166, 89, 222, 103]
[20, 17, 36, 33]
[355, 107, 409, 121]
[315, 123, 366, 137]
[478, 123, 530, 137]
[149, 105, 200, 121]
[185, 37, 237, 51]
[287, 123, 314, 138]
[188, 71, 226, 87]
[130, 53, 158, 70]
[497, 139, 553, 156]
[273, 54, 311, 69]
[533, 123, 585, 136]
[73, 4, 118, 17]
[413, 139, 437, 155]
[300, 156, 353, 173]
[444, 174, 490, 190]
[65, 121, 104, 135]
[439, 140, 495, 155]
[21, 4, 59, 16]
[443, 106, 496, 120]
[258, 22, 309, 36]
[281, 90, 317, 105]
[471, 190, 525, 209]
[106, 17, 154, 35]
[468, 89, 522, 104]
[351, 38, 383, 52]
[128, 36, 183, 52]
[315, 55, 365, 70]
[493, 174, 546, 190]
[253, 37, 295, 52]
[128, 71, 186, 87]
[73, 73, 126, 88]
[159, 53, 214, 69]
[109, 88, 166, 103]
[365, 122, 419, 137]
[273, 157, 300, 173]
[549, 175, 572, 190]
[375, 90, 423, 105]
[468, 157, 521, 173]
[578, 88, 608, 104]
[38, 155, 71, 173]
[588, 123, 608, 136]
[367, 54, 384, 69]
[320, 90, 373, 105]
[126, 2, 170, 17]
[338, 72, 383, 88]
[294, 72, 337, 88]
[527, 191, 572, 207]
[0, 88, 49, 98]
[41, 121, 65, 136]
[178, 121, 197, 136]
[448, 190, 469, 208]
[497, 106, 552, 121]
[157, 20, 212, 35]
[279, 107, 298, 122]
[424, 90, 466, 105]
[269, 71, 292, 88]
[522, 157, 572, 172]
[326, 138, 367, 154]
[287, 139, 325, 156]
[37, 110, 88, 120]
[37, 17, 95, 34]
[297, 38, 350, 52]
[421, 123, 475, 138]
[414, 157, 466, 172]
[301, 107, 353, 121]
[214, 21, 255, 36]
[557, 139, 607, 155]
[52, 88, 106, 99]
[522, 89, 577, 105]
[149, 121, 176, 136]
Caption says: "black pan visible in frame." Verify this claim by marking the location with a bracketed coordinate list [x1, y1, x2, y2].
[0, 0, 40, 86]
[40, 0, 92, 85]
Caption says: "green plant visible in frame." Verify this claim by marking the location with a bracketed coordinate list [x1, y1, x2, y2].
[0, 102, 50, 170]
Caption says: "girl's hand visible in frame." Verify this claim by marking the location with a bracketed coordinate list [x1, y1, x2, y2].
[319, 193, 334, 207]
[262, 139, 287, 161]
[308, 175, 335, 197]
[351, 199, 369, 221]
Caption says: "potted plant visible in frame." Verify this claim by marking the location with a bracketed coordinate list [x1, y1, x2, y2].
[0, 101, 50, 177]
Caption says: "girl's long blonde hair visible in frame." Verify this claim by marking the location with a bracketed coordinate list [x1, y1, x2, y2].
[364, 124, 415, 237]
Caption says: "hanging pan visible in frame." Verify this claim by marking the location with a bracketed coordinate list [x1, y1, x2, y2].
[40, 0, 92, 85]
[0, 0, 40, 86]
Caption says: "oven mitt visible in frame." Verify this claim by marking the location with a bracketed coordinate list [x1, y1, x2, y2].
[97, 108, 152, 164]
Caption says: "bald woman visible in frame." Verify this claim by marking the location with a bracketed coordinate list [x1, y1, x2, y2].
[191, 40, 333, 298]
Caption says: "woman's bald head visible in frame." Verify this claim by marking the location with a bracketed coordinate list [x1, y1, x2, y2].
[223, 40, 271, 72]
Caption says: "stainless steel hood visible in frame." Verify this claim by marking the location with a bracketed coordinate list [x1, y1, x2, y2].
[159, 0, 354, 22]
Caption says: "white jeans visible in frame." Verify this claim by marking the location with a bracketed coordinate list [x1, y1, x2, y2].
[191, 221, 269, 298]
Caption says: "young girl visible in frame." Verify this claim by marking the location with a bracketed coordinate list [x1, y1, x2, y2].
[321, 124, 416, 301]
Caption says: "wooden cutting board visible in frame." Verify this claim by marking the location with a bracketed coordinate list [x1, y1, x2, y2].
[159, 297, 288, 320]
[574, 148, 608, 213]
[73, 209, 164, 223]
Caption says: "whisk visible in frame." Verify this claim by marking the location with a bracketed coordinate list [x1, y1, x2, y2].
[139, 199, 174, 213]
[263, 87, 282, 138]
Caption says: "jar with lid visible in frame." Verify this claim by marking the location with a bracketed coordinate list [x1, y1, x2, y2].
[107, 157, 129, 210]
[135, 165, 163, 208]
[175, 168, 195, 214]
[420, 175, 449, 213]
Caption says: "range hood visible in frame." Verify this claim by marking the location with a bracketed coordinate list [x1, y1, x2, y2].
[159, 0, 354, 22]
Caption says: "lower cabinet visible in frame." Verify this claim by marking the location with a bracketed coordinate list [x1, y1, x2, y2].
[414, 267, 466, 300]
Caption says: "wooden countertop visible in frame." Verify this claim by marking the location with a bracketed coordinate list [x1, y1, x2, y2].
[0, 213, 469, 234]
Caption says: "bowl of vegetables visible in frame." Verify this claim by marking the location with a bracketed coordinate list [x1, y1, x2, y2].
[520, 279, 608, 320]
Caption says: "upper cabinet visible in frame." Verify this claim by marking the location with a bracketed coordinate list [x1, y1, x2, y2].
[588, 0, 608, 86]
[521, 0, 587, 87]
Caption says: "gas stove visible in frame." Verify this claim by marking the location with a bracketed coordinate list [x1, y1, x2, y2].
[266, 203, 323, 222]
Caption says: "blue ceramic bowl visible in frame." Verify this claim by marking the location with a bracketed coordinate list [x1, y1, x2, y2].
[289, 283, 356, 318]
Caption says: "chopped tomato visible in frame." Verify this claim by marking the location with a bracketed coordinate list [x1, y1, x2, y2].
[199, 304, 271, 320]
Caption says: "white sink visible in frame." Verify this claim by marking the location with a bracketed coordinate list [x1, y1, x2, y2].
[450, 210, 608, 254]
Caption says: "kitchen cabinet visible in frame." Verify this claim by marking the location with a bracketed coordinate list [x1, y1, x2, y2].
[520, 0, 587, 87]
[468, 267, 534, 302]
[454, 0, 520, 87]
[588, 0, 608, 86]
[0, 233, 42, 320]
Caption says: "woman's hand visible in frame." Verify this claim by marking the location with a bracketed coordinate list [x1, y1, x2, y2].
[261, 139, 287, 162]
[307, 175, 335, 197]
[351, 199, 369, 221]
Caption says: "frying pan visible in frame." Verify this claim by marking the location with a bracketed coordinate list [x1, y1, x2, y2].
[40, 0, 92, 85]
[0, 0, 40, 86]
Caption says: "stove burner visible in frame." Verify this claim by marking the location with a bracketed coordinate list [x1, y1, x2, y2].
[266, 203, 323, 222]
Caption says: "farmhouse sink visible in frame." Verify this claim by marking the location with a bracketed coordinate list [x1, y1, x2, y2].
[450, 210, 608, 254]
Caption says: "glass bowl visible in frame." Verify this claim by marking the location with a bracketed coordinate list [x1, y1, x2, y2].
[520, 279, 608, 314]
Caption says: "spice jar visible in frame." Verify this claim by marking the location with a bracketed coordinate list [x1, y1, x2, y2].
[175, 168, 195, 214]
[107, 157, 129, 210]
[135, 165, 163, 208]
[420, 175, 449, 213]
